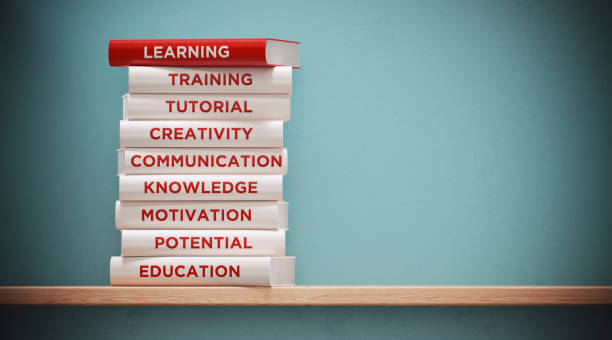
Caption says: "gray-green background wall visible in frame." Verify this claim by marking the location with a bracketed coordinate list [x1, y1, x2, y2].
[1, 0, 611, 338]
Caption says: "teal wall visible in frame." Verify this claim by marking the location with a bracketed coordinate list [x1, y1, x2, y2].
[1, 0, 611, 338]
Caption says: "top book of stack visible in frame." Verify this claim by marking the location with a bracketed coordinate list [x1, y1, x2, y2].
[108, 38, 300, 68]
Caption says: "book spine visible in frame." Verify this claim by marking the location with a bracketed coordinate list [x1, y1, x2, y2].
[128, 66, 292, 94]
[115, 201, 288, 230]
[109, 39, 269, 67]
[121, 230, 285, 256]
[123, 93, 290, 121]
[119, 174, 283, 201]
[110, 256, 295, 286]
[119, 120, 283, 148]
[118, 148, 287, 175]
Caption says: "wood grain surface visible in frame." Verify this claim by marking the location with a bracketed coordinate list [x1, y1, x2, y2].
[1, 286, 611, 306]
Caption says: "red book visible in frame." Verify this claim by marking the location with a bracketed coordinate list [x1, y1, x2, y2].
[108, 38, 300, 68]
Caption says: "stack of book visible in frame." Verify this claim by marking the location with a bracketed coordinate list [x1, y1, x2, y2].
[108, 39, 299, 286]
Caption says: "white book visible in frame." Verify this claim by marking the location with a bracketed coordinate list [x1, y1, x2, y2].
[120, 120, 283, 148]
[110, 256, 295, 286]
[121, 230, 285, 256]
[115, 201, 288, 230]
[123, 94, 290, 121]
[119, 174, 283, 201]
[129, 66, 292, 94]
[118, 148, 287, 175]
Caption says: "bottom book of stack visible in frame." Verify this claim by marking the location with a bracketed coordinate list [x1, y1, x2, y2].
[110, 256, 295, 286]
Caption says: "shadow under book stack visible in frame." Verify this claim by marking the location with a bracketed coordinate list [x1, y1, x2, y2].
[108, 38, 299, 286]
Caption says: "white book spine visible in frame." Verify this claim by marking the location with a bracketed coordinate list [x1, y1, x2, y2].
[123, 94, 290, 121]
[120, 120, 283, 148]
[118, 148, 287, 175]
[110, 256, 295, 286]
[119, 174, 283, 201]
[115, 201, 288, 230]
[129, 66, 292, 94]
[121, 230, 285, 256]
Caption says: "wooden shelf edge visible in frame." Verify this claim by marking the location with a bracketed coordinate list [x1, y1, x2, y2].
[1, 286, 611, 306]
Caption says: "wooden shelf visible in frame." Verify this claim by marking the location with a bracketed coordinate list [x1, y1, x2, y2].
[1, 286, 611, 306]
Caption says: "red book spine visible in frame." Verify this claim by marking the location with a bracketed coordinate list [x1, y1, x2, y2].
[108, 39, 277, 67]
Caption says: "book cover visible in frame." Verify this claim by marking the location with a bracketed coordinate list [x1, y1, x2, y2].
[123, 93, 290, 121]
[120, 120, 283, 148]
[129, 66, 292, 94]
[115, 201, 288, 229]
[109, 38, 299, 67]
[119, 174, 283, 201]
[118, 148, 287, 174]
[121, 230, 285, 256]
[110, 256, 295, 286]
